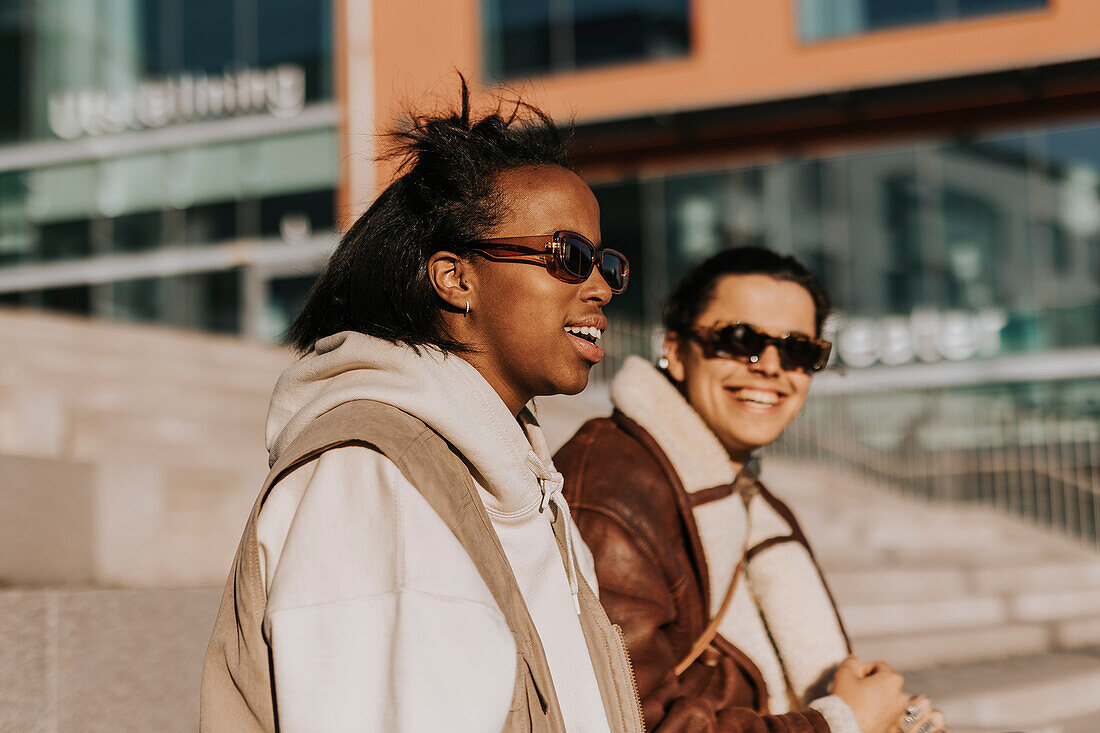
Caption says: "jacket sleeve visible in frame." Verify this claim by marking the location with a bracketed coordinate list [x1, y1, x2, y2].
[257, 447, 517, 733]
[572, 507, 833, 733]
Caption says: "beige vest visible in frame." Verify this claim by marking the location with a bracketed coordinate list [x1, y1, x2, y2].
[200, 399, 644, 733]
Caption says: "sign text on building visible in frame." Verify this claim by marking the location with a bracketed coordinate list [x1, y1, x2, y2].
[47, 65, 306, 140]
[832, 309, 1008, 368]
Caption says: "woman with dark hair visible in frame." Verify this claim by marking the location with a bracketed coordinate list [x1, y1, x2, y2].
[201, 85, 642, 732]
[556, 247, 947, 733]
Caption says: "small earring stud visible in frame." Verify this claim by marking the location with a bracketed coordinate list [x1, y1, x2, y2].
[657, 356, 670, 370]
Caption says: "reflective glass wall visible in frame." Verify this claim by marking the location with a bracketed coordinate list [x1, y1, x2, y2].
[2, 0, 332, 144]
[593, 118, 1100, 366]
[0, 0, 336, 339]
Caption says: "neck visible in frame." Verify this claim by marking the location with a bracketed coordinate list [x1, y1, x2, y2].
[457, 352, 529, 418]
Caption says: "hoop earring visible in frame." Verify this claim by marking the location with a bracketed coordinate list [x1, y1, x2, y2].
[464, 301, 470, 316]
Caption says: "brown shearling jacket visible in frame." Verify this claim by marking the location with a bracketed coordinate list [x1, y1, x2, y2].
[557, 409, 846, 733]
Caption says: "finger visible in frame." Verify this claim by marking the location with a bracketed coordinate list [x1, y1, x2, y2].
[905, 696, 932, 717]
[908, 710, 946, 733]
[871, 655, 897, 673]
[897, 698, 931, 733]
[838, 654, 862, 672]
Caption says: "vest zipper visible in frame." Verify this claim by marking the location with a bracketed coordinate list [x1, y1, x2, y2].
[613, 623, 646, 731]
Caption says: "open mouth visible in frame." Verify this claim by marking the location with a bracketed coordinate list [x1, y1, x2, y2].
[564, 325, 602, 344]
[728, 387, 782, 406]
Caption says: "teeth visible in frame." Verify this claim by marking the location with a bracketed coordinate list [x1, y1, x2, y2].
[565, 325, 602, 341]
[734, 388, 779, 406]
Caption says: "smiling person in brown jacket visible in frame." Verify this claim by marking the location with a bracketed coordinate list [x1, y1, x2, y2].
[555, 247, 948, 733]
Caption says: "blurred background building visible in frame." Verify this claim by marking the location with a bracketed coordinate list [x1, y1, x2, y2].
[2, 1, 1100, 731]
[0, 0, 337, 340]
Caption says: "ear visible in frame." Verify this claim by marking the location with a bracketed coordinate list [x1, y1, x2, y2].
[427, 251, 476, 312]
[663, 333, 688, 384]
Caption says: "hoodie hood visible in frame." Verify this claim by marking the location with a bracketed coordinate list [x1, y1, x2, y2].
[266, 331, 556, 516]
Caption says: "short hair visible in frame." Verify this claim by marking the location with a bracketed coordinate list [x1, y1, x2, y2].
[286, 77, 571, 354]
[662, 246, 832, 337]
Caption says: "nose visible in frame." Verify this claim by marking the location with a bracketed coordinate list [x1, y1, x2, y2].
[749, 344, 783, 376]
[580, 264, 613, 306]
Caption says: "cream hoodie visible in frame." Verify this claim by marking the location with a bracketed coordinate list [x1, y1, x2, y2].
[257, 331, 611, 732]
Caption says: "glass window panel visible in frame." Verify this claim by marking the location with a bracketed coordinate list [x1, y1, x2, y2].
[865, 0, 937, 30]
[264, 273, 317, 341]
[111, 210, 163, 253]
[663, 172, 727, 285]
[164, 144, 244, 210]
[183, 0, 235, 75]
[245, 129, 337, 197]
[110, 276, 162, 322]
[484, 0, 688, 78]
[942, 188, 1002, 309]
[259, 189, 334, 240]
[485, 0, 552, 79]
[0, 4, 23, 142]
[97, 152, 166, 218]
[185, 201, 237, 245]
[799, 0, 1047, 41]
[0, 171, 34, 263]
[40, 284, 92, 315]
[957, 0, 1048, 16]
[258, 0, 333, 102]
[574, 0, 690, 69]
[592, 181, 644, 316]
[25, 163, 98, 224]
[38, 219, 93, 262]
[108, 270, 240, 332]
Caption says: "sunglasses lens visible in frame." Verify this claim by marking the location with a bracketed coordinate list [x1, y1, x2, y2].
[715, 324, 766, 359]
[558, 235, 595, 281]
[599, 250, 629, 293]
[778, 337, 830, 372]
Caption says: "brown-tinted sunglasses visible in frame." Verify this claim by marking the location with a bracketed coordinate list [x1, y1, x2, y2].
[466, 230, 629, 294]
[687, 322, 832, 373]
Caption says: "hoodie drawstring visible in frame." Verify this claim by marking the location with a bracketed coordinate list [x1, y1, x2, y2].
[526, 451, 581, 615]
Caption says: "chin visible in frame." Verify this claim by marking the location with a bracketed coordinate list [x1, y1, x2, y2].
[547, 366, 592, 397]
[723, 428, 781, 453]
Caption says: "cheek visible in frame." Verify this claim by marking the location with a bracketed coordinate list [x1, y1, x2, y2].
[481, 270, 577, 363]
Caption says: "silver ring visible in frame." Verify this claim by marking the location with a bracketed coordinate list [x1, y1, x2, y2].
[899, 706, 921, 733]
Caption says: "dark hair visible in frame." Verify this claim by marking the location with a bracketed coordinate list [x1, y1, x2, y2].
[662, 246, 832, 337]
[286, 77, 571, 353]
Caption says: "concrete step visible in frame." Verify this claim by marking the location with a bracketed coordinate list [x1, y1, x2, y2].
[902, 649, 1100, 732]
[813, 539, 1057, 570]
[0, 372, 271, 423]
[1, 348, 287, 395]
[0, 308, 291, 371]
[854, 623, 1053, 670]
[827, 560, 1100, 604]
[842, 595, 1012, 638]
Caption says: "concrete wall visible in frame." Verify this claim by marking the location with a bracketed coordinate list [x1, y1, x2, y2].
[0, 588, 220, 733]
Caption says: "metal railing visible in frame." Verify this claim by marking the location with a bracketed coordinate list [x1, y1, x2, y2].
[594, 319, 1100, 547]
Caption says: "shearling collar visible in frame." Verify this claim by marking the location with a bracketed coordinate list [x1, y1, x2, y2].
[610, 356, 736, 493]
